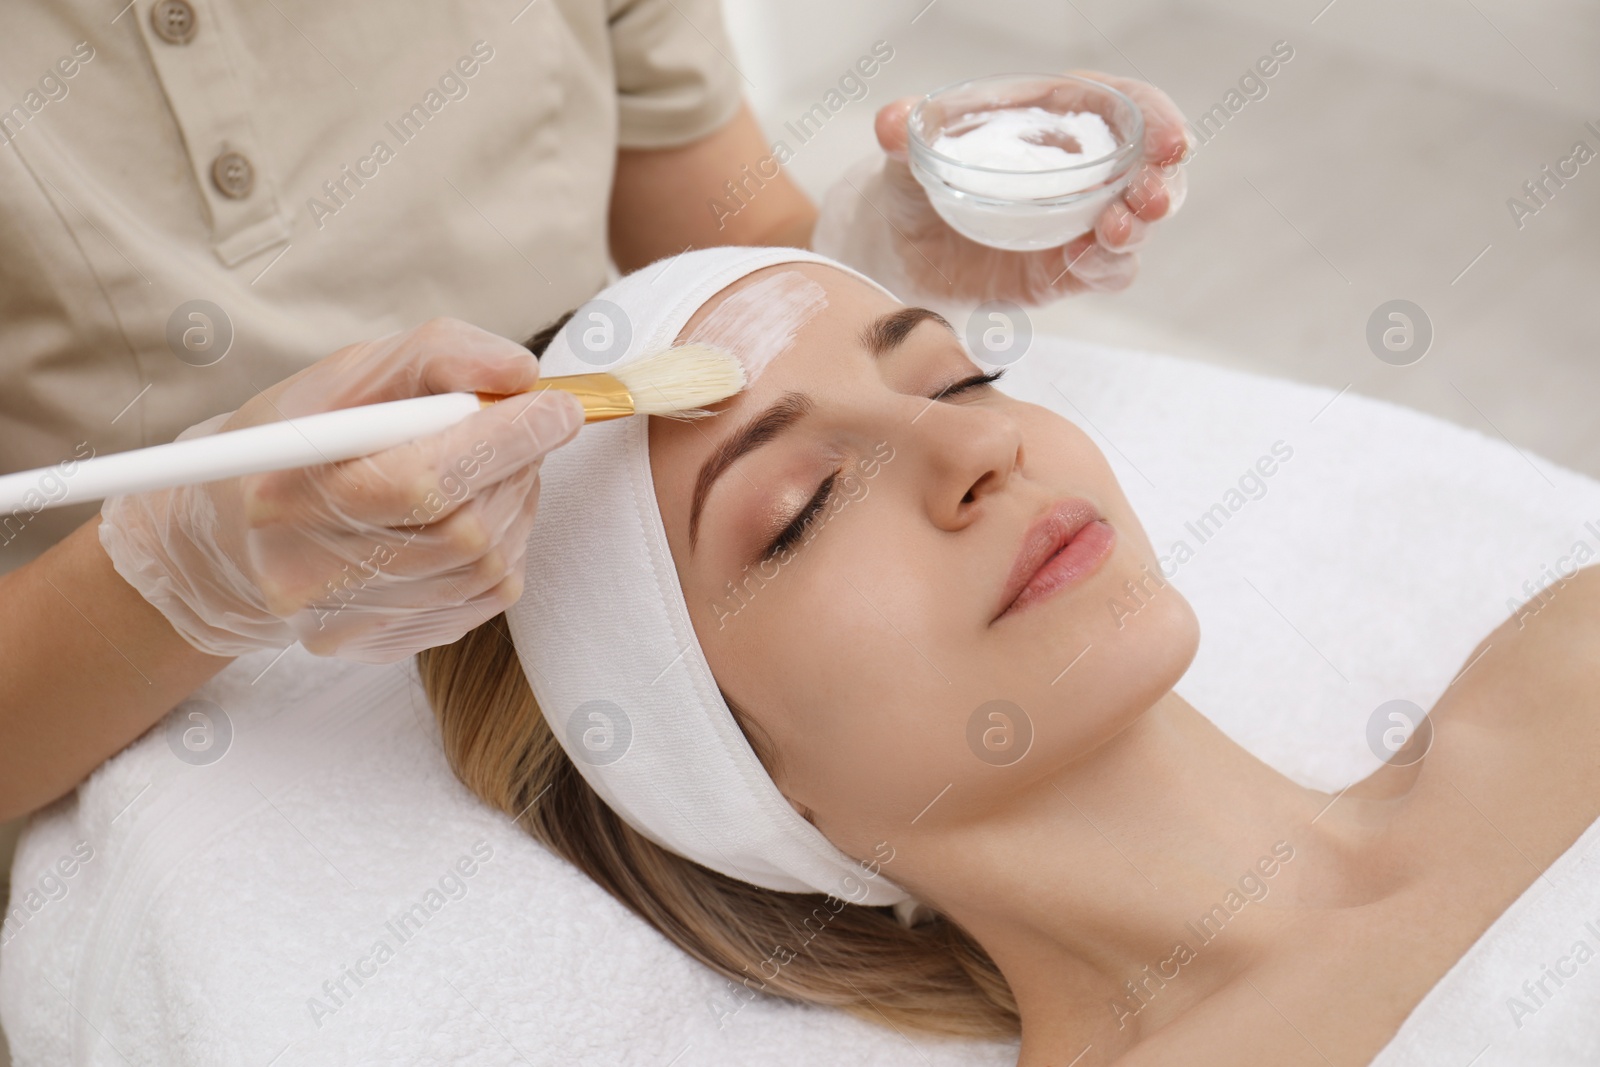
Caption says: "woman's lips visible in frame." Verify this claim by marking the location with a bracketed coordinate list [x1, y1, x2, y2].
[993, 499, 1117, 622]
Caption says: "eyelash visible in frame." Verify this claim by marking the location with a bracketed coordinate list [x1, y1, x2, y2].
[760, 368, 1007, 560]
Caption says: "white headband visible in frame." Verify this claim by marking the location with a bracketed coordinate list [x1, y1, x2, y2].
[506, 246, 916, 909]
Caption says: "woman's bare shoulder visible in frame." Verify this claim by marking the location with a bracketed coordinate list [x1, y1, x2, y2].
[1433, 559, 1600, 777]
[1396, 563, 1600, 869]
[1449, 561, 1600, 705]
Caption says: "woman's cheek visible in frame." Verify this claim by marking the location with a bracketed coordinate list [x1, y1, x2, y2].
[1015, 400, 1085, 456]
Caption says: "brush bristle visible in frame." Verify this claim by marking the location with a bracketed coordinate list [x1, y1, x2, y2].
[611, 342, 747, 418]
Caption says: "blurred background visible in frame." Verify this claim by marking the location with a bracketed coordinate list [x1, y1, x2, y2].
[1, 2, 1594, 1062]
[723, 0, 1599, 477]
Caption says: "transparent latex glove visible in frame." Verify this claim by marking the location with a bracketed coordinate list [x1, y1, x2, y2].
[98, 318, 584, 664]
[812, 69, 1191, 307]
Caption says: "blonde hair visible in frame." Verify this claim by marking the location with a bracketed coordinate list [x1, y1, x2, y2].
[416, 612, 1020, 1040]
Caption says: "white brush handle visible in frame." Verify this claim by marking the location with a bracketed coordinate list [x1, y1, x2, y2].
[0, 392, 485, 513]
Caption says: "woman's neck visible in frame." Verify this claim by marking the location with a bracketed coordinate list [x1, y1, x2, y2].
[912, 691, 1405, 1059]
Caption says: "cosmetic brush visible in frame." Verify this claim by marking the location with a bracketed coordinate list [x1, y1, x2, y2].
[0, 342, 745, 513]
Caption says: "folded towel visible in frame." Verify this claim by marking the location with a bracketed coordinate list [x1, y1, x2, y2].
[4, 336, 1597, 1065]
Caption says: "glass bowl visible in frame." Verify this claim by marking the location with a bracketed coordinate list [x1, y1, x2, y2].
[907, 73, 1145, 251]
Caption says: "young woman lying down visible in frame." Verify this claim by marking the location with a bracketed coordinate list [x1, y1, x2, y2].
[418, 245, 1600, 1067]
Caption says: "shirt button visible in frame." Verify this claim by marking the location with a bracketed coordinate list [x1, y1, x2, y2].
[211, 150, 255, 199]
[150, 0, 198, 44]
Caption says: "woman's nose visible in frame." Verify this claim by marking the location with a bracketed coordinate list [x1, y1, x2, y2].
[908, 401, 1024, 531]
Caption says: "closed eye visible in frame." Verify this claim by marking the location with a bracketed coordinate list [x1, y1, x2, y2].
[758, 367, 1008, 561]
[933, 367, 1007, 400]
[764, 472, 836, 561]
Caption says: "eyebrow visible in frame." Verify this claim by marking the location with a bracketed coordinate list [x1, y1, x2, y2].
[687, 306, 956, 549]
[859, 305, 954, 357]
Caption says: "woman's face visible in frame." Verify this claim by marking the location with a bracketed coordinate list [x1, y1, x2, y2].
[649, 263, 1199, 876]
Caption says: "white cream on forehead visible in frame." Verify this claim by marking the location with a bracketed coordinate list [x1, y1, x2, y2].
[685, 270, 828, 388]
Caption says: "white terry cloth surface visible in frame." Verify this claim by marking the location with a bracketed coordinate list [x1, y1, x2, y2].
[3, 335, 1598, 1066]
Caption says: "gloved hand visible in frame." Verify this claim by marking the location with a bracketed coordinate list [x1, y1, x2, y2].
[812, 69, 1191, 306]
[98, 318, 584, 664]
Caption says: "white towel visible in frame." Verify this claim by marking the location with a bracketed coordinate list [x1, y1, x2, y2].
[3, 335, 1597, 1065]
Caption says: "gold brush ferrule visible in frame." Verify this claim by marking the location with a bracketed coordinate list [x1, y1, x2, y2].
[476, 373, 636, 422]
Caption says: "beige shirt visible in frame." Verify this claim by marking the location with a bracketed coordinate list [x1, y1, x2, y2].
[0, 0, 743, 569]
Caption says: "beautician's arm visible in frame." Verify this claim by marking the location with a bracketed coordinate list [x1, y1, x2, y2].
[608, 101, 818, 270]
[0, 519, 234, 821]
[0, 319, 572, 822]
